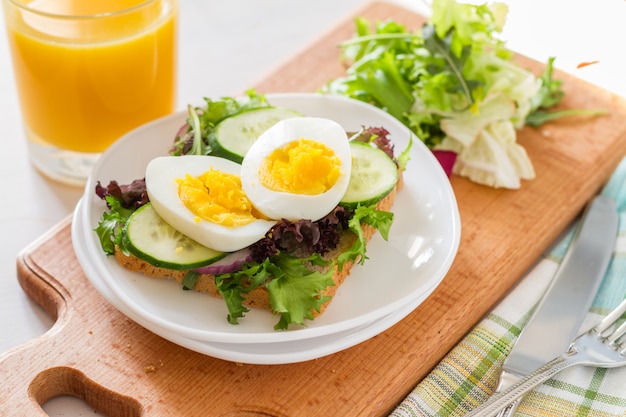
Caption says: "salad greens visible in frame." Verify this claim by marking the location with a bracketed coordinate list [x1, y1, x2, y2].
[94, 92, 401, 330]
[170, 89, 271, 156]
[216, 203, 393, 330]
[94, 195, 134, 256]
[215, 253, 334, 329]
[94, 179, 148, 256]
[95, 175, 394, 330]
[323, 0, 604, 189]
[338, 205, 393, 270]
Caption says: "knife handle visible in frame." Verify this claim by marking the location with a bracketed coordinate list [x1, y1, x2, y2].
[493, 370, 523, 417]
[465, 354, 577, 416]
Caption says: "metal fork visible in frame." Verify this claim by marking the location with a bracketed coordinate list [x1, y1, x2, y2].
[465, 297, 626, 416]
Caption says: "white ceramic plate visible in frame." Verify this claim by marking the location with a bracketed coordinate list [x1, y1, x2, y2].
[73, 204, 433, 364]
[72, 198, 437, 364]
[74, 93, 460, 344]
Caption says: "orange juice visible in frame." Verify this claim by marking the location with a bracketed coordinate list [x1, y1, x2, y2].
[4, 0, 177, 155]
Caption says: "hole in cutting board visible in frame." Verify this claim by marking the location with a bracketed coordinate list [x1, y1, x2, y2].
[30, 367, 143, 416]
[43, 395, 101, 415]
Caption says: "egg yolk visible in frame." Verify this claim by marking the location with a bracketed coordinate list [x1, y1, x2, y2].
[176, 169, 258, 227]
[260, 139, 341, 195]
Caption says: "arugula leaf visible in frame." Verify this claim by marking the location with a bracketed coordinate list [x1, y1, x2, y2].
[421, 23, 476, 110]
[94, 196, 133, 256]
[186, 104, 206, 156]
[525, 57, 607, 126]
[396, 136, 413, 171]
[525, 108, 608, 127]
[170, 89, 270, 156]
[338, 205, 394, 270]
[528, 57, 564, 113]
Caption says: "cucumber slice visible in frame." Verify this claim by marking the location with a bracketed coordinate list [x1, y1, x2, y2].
[340, 142, 399, 209]
[125, 203, 226, 270]
[211, 107, 302, 163]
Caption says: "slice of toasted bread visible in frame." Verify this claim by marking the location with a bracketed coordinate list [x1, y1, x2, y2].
[114, 171, 402, 317]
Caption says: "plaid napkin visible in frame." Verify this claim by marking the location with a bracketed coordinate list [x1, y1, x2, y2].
[391, 157, 626, 417]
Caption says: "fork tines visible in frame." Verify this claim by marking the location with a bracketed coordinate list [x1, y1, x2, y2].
[594, 298, 626, 354]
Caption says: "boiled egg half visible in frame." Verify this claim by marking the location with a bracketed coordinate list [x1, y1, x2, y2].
[241, 116, 352, 222]
[145, 155, 277, 252]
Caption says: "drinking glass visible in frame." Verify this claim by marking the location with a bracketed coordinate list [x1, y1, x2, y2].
[3, 0, 178, 186]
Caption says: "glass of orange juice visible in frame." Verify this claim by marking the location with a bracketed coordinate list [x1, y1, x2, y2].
[2, 0, 178, 186]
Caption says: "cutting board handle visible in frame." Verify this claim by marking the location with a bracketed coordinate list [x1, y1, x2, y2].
[29, 366, 143, 416]
[0, 219, 143, 416]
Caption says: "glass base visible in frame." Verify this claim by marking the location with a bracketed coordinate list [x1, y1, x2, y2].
[28, 141, 101, 187]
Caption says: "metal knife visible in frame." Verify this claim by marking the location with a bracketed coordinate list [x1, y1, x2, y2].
[492, 194, 618, 417]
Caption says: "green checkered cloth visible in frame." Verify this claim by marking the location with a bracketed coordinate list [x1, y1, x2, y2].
[391, 157, 626, 417]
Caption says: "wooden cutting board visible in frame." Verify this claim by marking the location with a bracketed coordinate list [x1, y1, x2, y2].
[5, 2, 626, 416]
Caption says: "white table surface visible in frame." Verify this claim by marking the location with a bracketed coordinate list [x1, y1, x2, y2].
[1, 0, 625, 414]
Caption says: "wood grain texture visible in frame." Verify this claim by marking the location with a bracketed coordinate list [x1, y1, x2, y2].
[4, 2, 626, 416]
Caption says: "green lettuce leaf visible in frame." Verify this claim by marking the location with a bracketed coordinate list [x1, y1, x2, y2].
[215, 254, 334, 330]
[324, 0, 603, 189]
[266, 253, 334, 330]
[214, 259, 274, 325]
[338, 205, 394, 270]
[94, 196, 133, 256]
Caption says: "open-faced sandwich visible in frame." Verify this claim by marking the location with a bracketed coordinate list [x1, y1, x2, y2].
[94, 91, 411, 330]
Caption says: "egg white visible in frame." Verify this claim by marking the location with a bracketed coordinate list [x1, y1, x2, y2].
[145, 155, 277, 253]
[240, 117, 352, 222]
